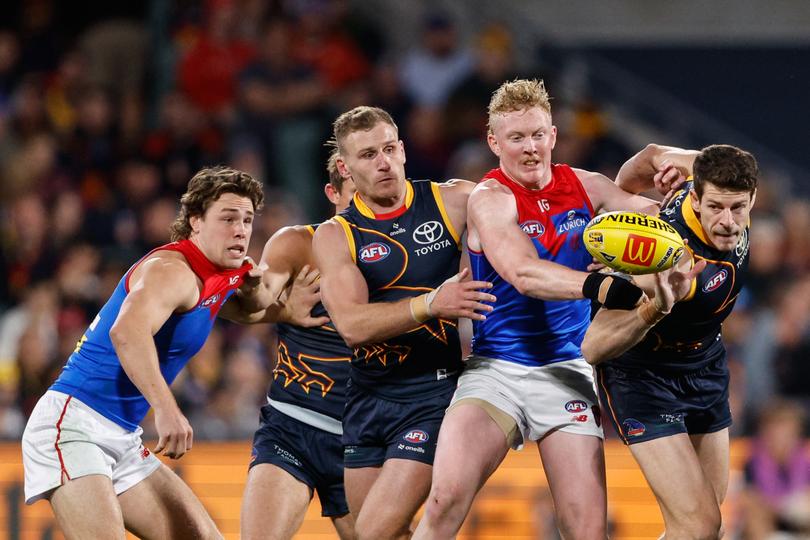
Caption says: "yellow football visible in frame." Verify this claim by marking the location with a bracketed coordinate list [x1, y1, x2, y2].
[583, 211, 685, 274]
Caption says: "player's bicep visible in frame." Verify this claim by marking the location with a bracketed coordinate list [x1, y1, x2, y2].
[312, 222, 369, 322]
[578, 169, 659, 215]
[115, 260, 198, 335]
[469, 189, 537, 277]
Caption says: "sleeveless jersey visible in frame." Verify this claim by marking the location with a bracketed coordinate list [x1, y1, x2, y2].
[614, 182, 750, 371]
[333, 180, 462, 401]
[470, 165, 595, 366]
[269, 224, 352, 428]
[51, 239, 249, 431]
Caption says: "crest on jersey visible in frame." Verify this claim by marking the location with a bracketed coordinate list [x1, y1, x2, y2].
[359, 242, 391, 263]
[413, 221, 444, 245]
[520, 220, 546, 238]
[703, 269, 728, 292]
[201, 294, 220, 307]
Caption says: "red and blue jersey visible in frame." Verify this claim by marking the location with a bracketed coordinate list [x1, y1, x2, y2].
[470, 165, 594, 367]
[51, 239, 249, 432]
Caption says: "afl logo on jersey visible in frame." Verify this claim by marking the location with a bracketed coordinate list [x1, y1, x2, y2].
[359, 242, 390, 263]
[520, 220, 546, 238]
[201, 294, 220, 307]
[413, 221, 444, 245]
[703, 269, 728, 292]
[565, 400, 588, 413]
[403, 430, 429, 444]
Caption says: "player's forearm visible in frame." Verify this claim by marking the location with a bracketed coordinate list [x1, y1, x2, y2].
[331, 298, 424, 348]
[616, 144, 697, 193]
[511, 260, 587, 300]
[581, 303, 666, 365]
[110, 325, 178, 412]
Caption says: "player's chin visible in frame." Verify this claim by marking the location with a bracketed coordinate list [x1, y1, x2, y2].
[711, 234, 738, 251]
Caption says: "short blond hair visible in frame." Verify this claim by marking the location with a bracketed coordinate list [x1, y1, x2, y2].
[487, 79, 551, 132]
[332, 106, 398, 154]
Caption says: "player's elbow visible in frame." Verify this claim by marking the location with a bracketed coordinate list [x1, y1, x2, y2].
[580, 334, 605, 366]
[510, 268, 535, 297]
[334, 324, 366, 349]
[109, 322, 130, 349]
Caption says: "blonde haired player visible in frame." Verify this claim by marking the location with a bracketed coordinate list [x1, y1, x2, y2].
[415, 79, 670, 539]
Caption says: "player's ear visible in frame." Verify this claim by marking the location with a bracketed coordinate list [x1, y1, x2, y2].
[190, 215, 201, 234]
[749, 188, 757, 208]
[550, 125, 557, 150]
[487, 131, 500, 157]
[336, 157, 351, 179]
[689, 189, 700, 212]
[324, 183, 339, 205]
[399, 140, 406, 165]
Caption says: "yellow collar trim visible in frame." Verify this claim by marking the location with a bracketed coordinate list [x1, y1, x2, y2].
[680, 194, 711, 245]
[353, 181, 414, 219]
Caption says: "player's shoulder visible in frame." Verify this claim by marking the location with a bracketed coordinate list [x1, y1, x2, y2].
[128, 250, 199, 299]
[470, 177, 514, 200]
[270, 224, 317, 245]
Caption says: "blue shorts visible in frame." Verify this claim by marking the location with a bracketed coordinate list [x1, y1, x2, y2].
[596, 353, 731, 445]
[342, 384, 454, 468]
[249, 405, 347, 517]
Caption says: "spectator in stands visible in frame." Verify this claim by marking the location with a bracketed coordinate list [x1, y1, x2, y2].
[740, 400, 810, 538]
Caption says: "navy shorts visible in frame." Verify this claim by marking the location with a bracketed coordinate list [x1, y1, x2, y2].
[249, 405, 348, 517]
[342, 385, 454, 468]
[596, 353, 731, 445]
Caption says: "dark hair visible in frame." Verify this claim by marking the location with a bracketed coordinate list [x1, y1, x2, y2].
[332, 106, 398, 153]
[693, 144, 758, 198]
[170, 166, 264, 241]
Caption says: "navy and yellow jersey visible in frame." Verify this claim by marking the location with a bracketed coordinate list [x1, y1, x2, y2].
[269, 224, 352, 423]
[615, 182, 750, 371]
[332, 180, 463, 401]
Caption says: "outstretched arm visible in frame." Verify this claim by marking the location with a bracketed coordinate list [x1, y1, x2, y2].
[221, 226, 325, 326]
[468, 182, 644, 308]
[109, 256, 200, 459]
[581, 254, 706, 365]
[615, 143, 699, 196]
[313, 220, 494, 348]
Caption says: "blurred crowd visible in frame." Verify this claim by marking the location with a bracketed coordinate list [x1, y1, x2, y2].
[0, 0, 808, 507]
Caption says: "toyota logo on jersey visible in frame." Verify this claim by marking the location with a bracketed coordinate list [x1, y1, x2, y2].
[413, 221, 444, 244]
[359, 242, 390, 263]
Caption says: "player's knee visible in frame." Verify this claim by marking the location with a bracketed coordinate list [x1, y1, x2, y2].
[556, 505, 606, 540]
[423, 482, 472, 525]
[670, 506, 721, 540]
[355, 513, 408, 540]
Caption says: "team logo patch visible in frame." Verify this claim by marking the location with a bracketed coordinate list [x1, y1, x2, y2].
[565, 400, 588, 413]
[413, 221, 444, 245]
[201, 294, 220, 307]
[403, 430, 429, 444]
[520, 220, 546, 238]
[359, 242, 390, 263]
[622, 418, 646, 437]
[703, 269, 728, 292]
[140, 446, 151, 460]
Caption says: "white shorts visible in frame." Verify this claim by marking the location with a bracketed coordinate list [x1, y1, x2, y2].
[22, 391, 161, 504]
[451, 356, 603, 449]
